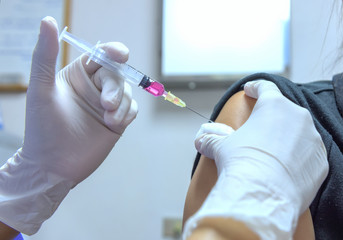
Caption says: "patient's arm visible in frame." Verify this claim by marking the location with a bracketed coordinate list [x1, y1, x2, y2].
[0, 221, 20, 240]
[183, 91, 315, 240]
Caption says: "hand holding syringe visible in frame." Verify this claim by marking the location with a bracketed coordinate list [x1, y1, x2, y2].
[59, 27, 211, 121]
[59, 27, 185, 106]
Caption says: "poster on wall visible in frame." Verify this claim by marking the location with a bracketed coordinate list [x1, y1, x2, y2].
[0, 0, 71, 92]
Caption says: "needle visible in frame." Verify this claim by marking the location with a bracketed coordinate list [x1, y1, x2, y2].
[185, 106, 213, 122]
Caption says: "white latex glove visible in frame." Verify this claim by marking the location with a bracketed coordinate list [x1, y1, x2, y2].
[183, 80, 328, 240]
[0, 17, 137, 235]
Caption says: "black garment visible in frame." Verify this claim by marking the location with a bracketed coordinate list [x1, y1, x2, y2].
[191, 72, 343, 240]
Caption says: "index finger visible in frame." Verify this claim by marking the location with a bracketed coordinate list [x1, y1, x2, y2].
[243, 80, 281, 99]
[81, 42, 129, 76]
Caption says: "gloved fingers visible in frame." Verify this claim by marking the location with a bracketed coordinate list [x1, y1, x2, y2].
[81, 42, 129, 76]
[194, 123, 235, 160]
[195, 123, 233, 139]
[243, 80, 282, 99]
[93, 67, 125, 111]
[30, 16, 59, 86]
[104, 82, 138, 134]
[120, 99, 138, 129]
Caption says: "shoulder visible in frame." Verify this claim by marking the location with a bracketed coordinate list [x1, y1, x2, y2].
[215, 90, 256, 130]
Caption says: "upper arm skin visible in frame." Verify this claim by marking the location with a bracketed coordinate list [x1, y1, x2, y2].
[182, 91, 315, 240]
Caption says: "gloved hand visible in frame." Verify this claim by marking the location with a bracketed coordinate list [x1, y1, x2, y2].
[0, 17, 137, 235]
[183, 80, 329, 240]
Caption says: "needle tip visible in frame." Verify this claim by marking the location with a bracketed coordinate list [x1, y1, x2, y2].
[185, 106, 212, 122]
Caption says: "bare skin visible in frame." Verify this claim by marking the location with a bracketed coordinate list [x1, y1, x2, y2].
[0, 222, 19, 240]
[189, 218, 260, 240]
[183, 91, 315, 240]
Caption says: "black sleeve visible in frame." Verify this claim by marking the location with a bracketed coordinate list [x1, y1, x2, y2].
[190, 72, 343, 240]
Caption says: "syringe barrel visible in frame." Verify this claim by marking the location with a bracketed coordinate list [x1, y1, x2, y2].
[91, 51, 165, 96]
[59, 27, 186, 107]
[84, 47, 143, 86]
[59, 27, 142, 86]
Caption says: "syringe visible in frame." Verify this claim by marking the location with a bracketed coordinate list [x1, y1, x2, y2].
[58, 27, 186, 108]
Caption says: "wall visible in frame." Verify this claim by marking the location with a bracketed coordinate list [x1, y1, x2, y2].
[0, 0, 341, 239]
[291, 0, 342, 82]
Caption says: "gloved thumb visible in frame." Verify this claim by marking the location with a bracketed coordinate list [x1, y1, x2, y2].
[30, 16, 59, 86]
[194, 123, 235, 161]
[244, 80, 282, 99]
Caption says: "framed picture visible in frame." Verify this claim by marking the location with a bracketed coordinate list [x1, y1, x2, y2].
[0, 0, 71, 92]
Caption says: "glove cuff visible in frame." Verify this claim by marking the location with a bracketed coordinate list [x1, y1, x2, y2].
[0, 151, 74, 235]
[183, 169, 299, 240]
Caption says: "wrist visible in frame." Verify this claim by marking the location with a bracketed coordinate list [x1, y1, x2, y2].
[0, 221, 20, 240]
[0, 152, 73, 235]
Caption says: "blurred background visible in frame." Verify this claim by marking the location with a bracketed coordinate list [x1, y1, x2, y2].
[0, 0, 342, 239]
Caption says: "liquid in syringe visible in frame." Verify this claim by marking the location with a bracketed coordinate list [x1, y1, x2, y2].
[59, 27, 211, 121]
[59, 27, 186, 108]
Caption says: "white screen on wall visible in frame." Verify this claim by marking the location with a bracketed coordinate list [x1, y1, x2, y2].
[161, 0, 290, 84]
